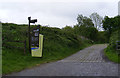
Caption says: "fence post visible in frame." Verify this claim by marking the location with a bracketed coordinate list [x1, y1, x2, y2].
[24, 40, 26, 55]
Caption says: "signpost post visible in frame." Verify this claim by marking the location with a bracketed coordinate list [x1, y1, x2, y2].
[28, 17, 37, 53]
[28, 17, 43, 57]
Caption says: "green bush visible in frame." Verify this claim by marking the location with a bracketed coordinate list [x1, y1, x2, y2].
[109, 30, 119, 50]
[104, 30, 120, 63]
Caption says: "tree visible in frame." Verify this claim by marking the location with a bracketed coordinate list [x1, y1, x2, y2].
[76, 14, 99, 41]
[103, 16, 120, 33]
[77, 14, 84, 26]
[73, 25, 80, 35]
[77, 14, 94, 27]
[79, 26, 98, 41]
[102, 15, 120, 40]
[90, 13, 103, 31]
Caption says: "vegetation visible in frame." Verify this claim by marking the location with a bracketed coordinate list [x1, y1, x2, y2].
[103, 16, 120, 40]
[90, 12, 103, 31]
[2, 12, 110, 74]
[2, 23, 93, 74]
[75, 14, 107, 43]
[104, 46, 120, 63]
[103, 15, 120, 63]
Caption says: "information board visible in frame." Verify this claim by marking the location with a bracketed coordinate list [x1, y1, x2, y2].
[31, 26, 43, 57]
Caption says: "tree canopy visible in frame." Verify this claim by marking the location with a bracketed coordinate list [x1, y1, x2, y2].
[90, 12, 103, 31]
[77, 14, 94, 27]
[103, 15, 120, 34]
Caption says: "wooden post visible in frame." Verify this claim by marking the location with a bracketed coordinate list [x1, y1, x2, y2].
[24, 40, 26, 55]
[28, 17, 31, 54]
[28, 17, 37, 54]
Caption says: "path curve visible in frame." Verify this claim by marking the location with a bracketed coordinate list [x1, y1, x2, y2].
[7, 44, 118, 76]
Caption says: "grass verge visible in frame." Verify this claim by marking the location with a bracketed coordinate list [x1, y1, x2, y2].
[104, 46, 120, 63]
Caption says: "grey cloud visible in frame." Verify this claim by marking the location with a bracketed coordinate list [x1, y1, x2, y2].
[0, 1, 118, 28]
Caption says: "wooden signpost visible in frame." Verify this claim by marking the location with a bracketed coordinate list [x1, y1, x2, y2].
[28, 17, 43, 57]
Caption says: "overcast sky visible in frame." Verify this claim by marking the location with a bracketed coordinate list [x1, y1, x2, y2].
[0, 0, 119, 28]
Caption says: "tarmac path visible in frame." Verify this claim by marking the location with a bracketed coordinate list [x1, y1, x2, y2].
[7, 44, 119, 76]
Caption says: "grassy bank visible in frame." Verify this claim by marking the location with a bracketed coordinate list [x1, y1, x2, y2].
[2, 23, 93, 74]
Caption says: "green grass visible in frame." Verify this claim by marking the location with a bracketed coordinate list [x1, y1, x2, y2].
[2, 43, 91, 75]
[104, 46, 120, 63]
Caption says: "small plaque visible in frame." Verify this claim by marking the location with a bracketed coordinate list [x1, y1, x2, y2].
[31, 26, 40, 47]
